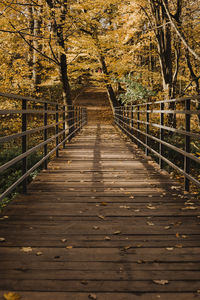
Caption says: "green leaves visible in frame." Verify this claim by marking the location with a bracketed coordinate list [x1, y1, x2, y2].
[117, 73, 156, 104]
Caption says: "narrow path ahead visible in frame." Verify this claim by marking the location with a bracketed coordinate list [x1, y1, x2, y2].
[0, 124, 200, 300]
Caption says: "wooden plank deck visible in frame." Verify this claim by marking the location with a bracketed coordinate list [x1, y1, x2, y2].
[0, 124, 200, 300]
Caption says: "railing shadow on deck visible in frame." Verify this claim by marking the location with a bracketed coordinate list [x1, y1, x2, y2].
[0, 92, 87, 203]
[114, 95, 200, 192]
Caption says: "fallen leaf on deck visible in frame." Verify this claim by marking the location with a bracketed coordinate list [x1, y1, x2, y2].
[104, 236, 111, 240]
[181, 206, 197, 210]
[147, 205, 156, 210]
[176, 232, 180, 238]
[147, 221, 154, 226]
[88, 294, 97, 299]
[81, 280, 88, 285]
[137, 260, 145, 264]
[0, 237, 5, 242]
[3, 292, 21, 300]
[153, 280, 169, 285]
[119, 205, 130, 209]
[123, 245, 132, 250]
[67, 160, 72, 165]
[129, 195, 135, 199]
[113, 231, 121, 235]
[36, 251, 43, 256]
[181, 235, 187, 238]
[164, 226, 171, 230]
[98, 215, 105, 220]
[175, 244, 183, 248]
[100, 202, 107, 206]
[93, 226, 99, 230]
[66, 246, 73, 249]
[21, 247, 32, 253]
[61, 239, 67, 243]
[166, 247, 174, 251]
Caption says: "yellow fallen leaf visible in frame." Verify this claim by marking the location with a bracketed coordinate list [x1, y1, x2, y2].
[147, 205, 156, 210]
[124, 245, 132, 250]
[175, 244, 183, 248]
[0, 237, 5, 242]
[113, 231, 121, 235]
[61, 239, 67, 243]
[164, 226, 171, 230]
[36, 251, 43, 256]
[166, 247, 174, 251]
[181, 235, 187, 238]
[147, 221, 154, 226]
[137, 259, 145, 264]
[66, 246, 73, 249]
[104, 236, 111, 241]
[100, 202, 107, 206]
[3, 292, 21, 300]
[181, 206, 197, 210]
[153, 280, 169, 285]
[88, 294, 97, 299]
[21, 247, 32, 253]
[98, 215, 105, 220]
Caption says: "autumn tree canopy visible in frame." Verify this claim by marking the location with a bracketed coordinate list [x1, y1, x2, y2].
[0, 0, 199, 108]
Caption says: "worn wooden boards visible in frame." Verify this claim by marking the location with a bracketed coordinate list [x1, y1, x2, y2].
[0, 124, 200, 300]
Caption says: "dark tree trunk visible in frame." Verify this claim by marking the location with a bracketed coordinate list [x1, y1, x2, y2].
[99, 55, 119, 114]
[149, 0, 182, 127]
[46, 0, 74, 137]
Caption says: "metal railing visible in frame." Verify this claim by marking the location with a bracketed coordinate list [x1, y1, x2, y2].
[114, 95, 200, 191]
[0, 92, 87, 202]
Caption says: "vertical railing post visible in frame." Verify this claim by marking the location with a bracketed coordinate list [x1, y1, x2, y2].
[56, 104, 59, 157]
[131, 105, 134, 141]
[75, 107, 77, 130]
[184, 98, 191, 191]
[159, 102, 164, 168]
[145, 103, 149, 156]
[126, 106, 128, 132]
[22, 98, 27, 193]
[137, 105, 140, 147]
[63, 105, 66, 149]
[78, 107, 81, 131]
[44, 102, 48, 169]
[79, 107, 81, 130]
[128, 106, 131, 134]
[122, 106, 125, 132]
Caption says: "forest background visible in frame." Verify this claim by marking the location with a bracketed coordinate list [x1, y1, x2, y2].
[0, 0, 200, 203]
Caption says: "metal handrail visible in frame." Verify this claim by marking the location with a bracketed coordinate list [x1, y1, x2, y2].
[114, 96, 200, 191]
[0, 92, 87, 202]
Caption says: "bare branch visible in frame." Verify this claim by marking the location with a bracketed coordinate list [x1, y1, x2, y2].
[9, 21, 59, 65]
[161, 0, 200, 62]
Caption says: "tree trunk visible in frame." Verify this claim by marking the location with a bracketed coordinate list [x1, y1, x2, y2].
[46, 0, 74, 137]
[32, 5, 42, 89]
[99, 54, 119, 114]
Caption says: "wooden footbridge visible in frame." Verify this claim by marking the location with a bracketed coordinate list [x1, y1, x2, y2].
[0, 91, 200, 299]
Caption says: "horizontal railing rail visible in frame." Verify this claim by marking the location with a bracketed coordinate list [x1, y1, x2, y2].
[0, 92, 87, 202]
[114, 96, 200, 191]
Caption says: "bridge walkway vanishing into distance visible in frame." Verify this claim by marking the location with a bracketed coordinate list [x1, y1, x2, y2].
[0, 123, 200, 300]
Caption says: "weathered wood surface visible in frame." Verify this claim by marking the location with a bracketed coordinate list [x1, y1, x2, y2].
[0, 124, 200, 300]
